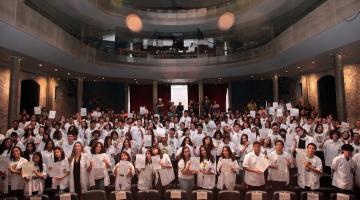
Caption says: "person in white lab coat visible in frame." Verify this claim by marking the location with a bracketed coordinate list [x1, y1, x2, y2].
[136, 149, 155, 190]
[217, 146, 240, 190]
[89, 142, 110, 190]
[197, 145, 216, 190]
[68, 142, 91, 197]
[331, 144, 356, 193]
[113, 151, 135, 191]
[8, 146, 27, 199]
[24, 152, 47, 196]
[49, 146, 69, 193]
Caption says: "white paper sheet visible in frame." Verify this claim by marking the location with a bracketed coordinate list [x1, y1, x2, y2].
[250, 110, 256, 118]
[139, 107, 146, 115]
[151, 155, 161, 170]
[48, 110, 56, 119]
[290, 108, 299, 117]
[190, 157, 200, 171]
[255, 158, 271, 173]
[276, 109, 283, 117]
[22, 162, 35, 177]
[143, 135, 152, 147]
[34, 107, 41, 115]
[170, 190, 182, 199]
[269, 107, 275, 115]
[273, 102, 279, 109]
[80, 108, 87, 116]
[48, 162, 61, 177]
[119, 161, 129, 175]
[285, 103, 292, 110]
[128, 113, 133, 118]
[135, 154, 146, 169]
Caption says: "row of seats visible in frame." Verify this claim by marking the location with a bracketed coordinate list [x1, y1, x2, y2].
[1, 190, 357, 200]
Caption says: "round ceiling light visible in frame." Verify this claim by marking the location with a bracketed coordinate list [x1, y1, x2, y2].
[126, 14, 143, 33]
[218, 12, 235, 31]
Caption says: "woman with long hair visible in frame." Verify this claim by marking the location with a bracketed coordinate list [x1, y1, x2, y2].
[197, 145, 216, 190]
[216, 146, 240, 190]
[88, 142, 110, 190]
[178, 146, 197, 200]
[24, 152, 46, 196]
[8, 146, 27, 199]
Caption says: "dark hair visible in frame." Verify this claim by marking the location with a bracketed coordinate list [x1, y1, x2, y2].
[32, 152, 44, 172]
[67, 126, 78, 137]
[91, 142, 105, 154]
[121, 139, 132, 152]
[53, 146, 65, 162]
[213, 130, 223, 139]
[330, 130, 340, 139]
[23, 142, 36, 161]
[240, 134, 249, 145]
[341, 144, 354, 152]
[44, 139, 55, 151]
[118, 151, 131, 162]
[202, 136, 214, 150]
[274, 140, 284, 146]
[199, 145, 215, 163]
[10, 146, 23, 160]
[104, 136, 112, 149]
[180, 136, 193, 147]
[24, 129, 35, 138]
[221, 146, 236, 161]
[0, 138, 12, 155]
[307, 143, 317, 150]
[253, 141, 261, 146]
[180, 146, 191, 166]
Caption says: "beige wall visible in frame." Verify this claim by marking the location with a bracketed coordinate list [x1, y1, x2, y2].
[0, 67, 10, 133]
[301, 64, 360, 125]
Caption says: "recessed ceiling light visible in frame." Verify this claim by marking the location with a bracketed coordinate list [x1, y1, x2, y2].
[38, 64, 42, 67]
[311, 61, 316, 64]
[136, 81, 138, 84]
[93, 80, 96, 82]
[102, 77, 105, 80]
[134, 78, 137, 81]
[218, 12, 235, 31]
[126, 14, 143, 32]
[297, 66, 301, 69]
[250, 75, 255, 78]
[54, 68, 58, 72]
[285, 70, 288, 73]
[67, 72, 70, 75]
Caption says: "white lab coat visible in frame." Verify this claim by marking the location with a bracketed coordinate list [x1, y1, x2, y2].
[331, 154, 355, 190]
[50, 159, 70, 190]
[69, 153, 90, 193]
[113, 162, 135, 190]
[24, 163, 47, 196]
[197, 159, 216, 189]
[297, 155, 322, 190]
[8, 157, 28, 190]
[216, 157, 240, 190]
[88, 153, 110, 187]
[137, 163, 155, 190]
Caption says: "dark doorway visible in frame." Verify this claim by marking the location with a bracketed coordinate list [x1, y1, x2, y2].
[20, 80, 40, 115]
[318, 76, 337, 118]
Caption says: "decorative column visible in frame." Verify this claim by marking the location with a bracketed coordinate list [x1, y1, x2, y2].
[8, 56, 21, 127]
[227, 82, 232, 110]
[124, 82, 129, 113]
[152, 80, 158, 113]
[334, 54, 347, 121]
[198, 80, 204, 115]
[272, 75, 279, 102]
[76, 77, 83, 112]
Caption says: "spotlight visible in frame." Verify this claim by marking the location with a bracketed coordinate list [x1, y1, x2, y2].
[218, 12, 235, 31]
[126, 14, 143, 33]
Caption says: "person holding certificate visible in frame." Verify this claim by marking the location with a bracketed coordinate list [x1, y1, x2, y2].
[49, 146, 69, 193]
[297, 143, 322, 190]
[113, 151, 135, 190]
[268, 140, 292, 190]
[242, 141, 268, 190]
[68, 142, 91, 197]
[178, 146, 197, 200]
[217, 146, 240, 190]
[89, 142, 111, 190]
[197, 145, 216, 190]
[8, 146, 27, 199]
[23, 152, 47, 196]
[136, 150, 155, 190]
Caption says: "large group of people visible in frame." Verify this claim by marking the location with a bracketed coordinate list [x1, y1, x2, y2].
[0, 98, 360, 200]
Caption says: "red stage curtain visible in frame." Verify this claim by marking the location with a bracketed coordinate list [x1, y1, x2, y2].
[158, 84, 171, 115]
[204, 84, 228, 112]
[130, 84, 153, 113]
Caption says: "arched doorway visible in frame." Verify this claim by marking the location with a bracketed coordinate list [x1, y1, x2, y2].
[318, 76, 337, 118]
[20, 80, 40, 114]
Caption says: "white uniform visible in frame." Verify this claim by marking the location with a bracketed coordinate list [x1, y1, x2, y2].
[243, 152, 267, 187]
[8, 157, 28, 190]
[68, 153, 90, 194]
[331, 154, 355, 190]
[24, 163, 47, 196]
[113, 162, 135, 190]
[323, 140, 343, 167]
[216, 157, 240, 190]
[197, 159, 216, 189]
[50, 159, 70, 190]
[89, 153, 110, 187]
[268, 151, 291, 184]
[136, 163, 155, 190]
[297, 155, 322, 190]
[352, 153, 360, 188]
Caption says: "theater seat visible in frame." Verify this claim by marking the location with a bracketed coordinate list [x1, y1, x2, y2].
[218, 190, 241, 200]
[272, 191, 296, 200]
[165, 189, 187, 200]
[82, 190, 106, 200]
[300, 191, 324, 200]
[191, 190, 214, 200]
[55, 193, 78, 200]
[0, 197, 18, 200]
[329, 193, 357, 200]
[137, 189, 160, 200]
[110, 191, 133, 200]
[245, 191, 267, 200]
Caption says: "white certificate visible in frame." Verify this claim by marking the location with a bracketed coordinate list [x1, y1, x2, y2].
[128, 113, 133, 118]
[48, 162, 61, 177]
[143, 135, 152, 147]
[118, 161, 129, 175]
[190, 157, 200, 171]
[139, 107, 146, 115]
[0, 156, 9, 172]
[269, 107, 275, 115]
[250, 110, 256, 118]
[80, 108, 87, 116]
[272, 102, 279, 109]
[92, 155, 104, 169]
[22, 162, 35, 177]
[115, 191, 127, 200]
[151, 155, 161, 170]
[34, 106, 41, 115]
[255, 158, 271, 173]
[290, 108, 299, 117]
[135, 154, 146, 169]
[276, 109, 283, 117]
[48, 110, 56, 119]
[285, 103, 292, 110]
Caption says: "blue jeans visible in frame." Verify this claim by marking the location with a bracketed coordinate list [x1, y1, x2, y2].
[94, 178, 105, 190]
[178, 178, 194, 200]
